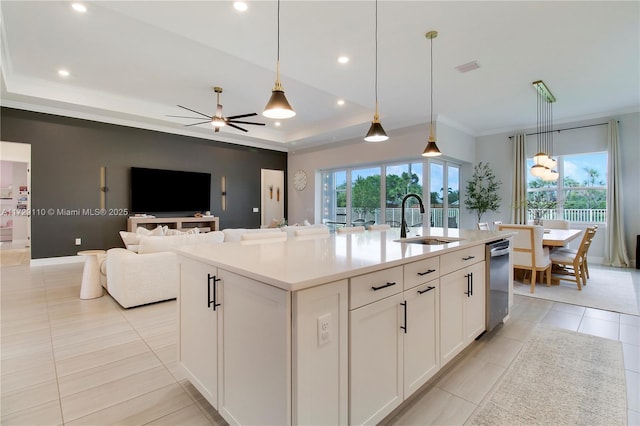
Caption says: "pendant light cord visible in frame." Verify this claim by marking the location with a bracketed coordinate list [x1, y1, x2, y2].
[430, 34, 433, 126]
[374, 0, 379, 111]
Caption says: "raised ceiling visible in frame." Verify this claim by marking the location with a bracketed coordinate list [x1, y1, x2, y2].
[1, 1, 638, 151]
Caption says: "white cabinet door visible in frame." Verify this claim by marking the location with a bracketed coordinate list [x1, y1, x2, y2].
[349, 293, 403, 426]
[439, 269, 466, 366]
[464, 261, 486, 342]
[217, 270, 290, 426]
[178, 258, 219, 408]
[403, 281, 439, 396]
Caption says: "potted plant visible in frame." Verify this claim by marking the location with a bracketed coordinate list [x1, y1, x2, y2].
[464, 162, 502, 222]
[527, 192, 557, 225]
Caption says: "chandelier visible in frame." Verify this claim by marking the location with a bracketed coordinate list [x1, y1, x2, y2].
[530, 80, 558, 181]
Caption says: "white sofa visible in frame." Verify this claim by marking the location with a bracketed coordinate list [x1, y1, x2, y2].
[104, 231, 224, 308]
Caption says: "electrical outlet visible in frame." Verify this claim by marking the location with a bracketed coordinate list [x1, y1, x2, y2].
[317, 313, 332, 347]
[75, 238, 81, 245]
[253, 207, 259, 213]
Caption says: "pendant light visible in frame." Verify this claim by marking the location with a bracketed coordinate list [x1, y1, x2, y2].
[364, 0, 388, 142]
[263, 0, 295, 119]
[422, 30, 442, 157]
[530, 80, 558, 181]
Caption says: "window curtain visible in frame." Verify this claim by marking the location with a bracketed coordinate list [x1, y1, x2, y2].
[511, 133, 527, 224]
[604, 119, 630, 267]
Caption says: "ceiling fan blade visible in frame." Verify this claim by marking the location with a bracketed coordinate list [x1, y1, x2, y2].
[226, 122, 248, 132]
[167, 115, 205, 119]
[227, 120, 266, 126]
[226, 112, 257, 120]
[184, 120, 212, 127]
[177, 105, 212, 119]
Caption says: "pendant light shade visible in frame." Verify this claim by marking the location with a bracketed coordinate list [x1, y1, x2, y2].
[364, 0, 388, 142]
[422, 30, 442, 157]
[263, 0, 295, 119]
[529, 80, 558, 181]
[365, 115, 388, 142]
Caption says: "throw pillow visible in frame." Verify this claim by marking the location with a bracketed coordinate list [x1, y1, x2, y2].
[136, 225, 165, 236]
[165, 228, 200, 236]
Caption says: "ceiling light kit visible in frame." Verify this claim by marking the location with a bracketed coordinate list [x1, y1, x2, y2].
[530, 80, 559, 181]
[422, 30, 442, 157]
[364, 0, 389, 143]
[263, 0, 296, 119]
[169, 86, 265, 133]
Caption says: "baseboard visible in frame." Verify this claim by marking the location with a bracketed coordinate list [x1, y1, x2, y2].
[30, 255, 84, 266]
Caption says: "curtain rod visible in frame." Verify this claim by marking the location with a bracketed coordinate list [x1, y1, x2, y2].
[507, 121, 616, 139]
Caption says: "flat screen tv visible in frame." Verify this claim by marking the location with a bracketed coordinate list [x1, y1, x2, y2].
[130, 167, 211, 214]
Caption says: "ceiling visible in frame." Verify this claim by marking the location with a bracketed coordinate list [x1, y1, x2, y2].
[1, 1, 638, 152]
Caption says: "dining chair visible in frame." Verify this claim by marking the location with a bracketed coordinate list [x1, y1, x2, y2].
[351, 218, 366, 227]
[497, 224, 551, 293]
[364, 220, 376, 230]
[493, 220, 502, 230]
[551, 225, 597, 284]
[477, 222, 490, 230]
[368, 224, 391, 231]
[336, 226, 365, 234]
[542, 219, 570, 230]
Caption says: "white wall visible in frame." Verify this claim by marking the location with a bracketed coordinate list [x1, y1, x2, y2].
[287, 121, 476, 225]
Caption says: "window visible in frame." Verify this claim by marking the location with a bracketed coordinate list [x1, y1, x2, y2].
[321, 159, 458, 231]
[526, 152, 607, 223]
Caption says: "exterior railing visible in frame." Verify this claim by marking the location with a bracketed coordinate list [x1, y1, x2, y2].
[324, 208, 606, 229]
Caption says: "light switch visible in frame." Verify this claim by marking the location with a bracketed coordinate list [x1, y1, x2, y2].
[253, 207, 259, 213]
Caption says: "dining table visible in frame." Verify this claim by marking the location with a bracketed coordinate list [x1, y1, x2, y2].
[543, 228, 583, 247]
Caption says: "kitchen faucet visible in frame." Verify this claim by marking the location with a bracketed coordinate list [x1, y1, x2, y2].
[401, 193, 425, 238]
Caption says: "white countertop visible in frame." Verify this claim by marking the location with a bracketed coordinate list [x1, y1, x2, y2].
[177, 227, 511, 292]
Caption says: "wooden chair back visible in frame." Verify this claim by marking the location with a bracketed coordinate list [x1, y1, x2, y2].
[477, 222, 490, 230]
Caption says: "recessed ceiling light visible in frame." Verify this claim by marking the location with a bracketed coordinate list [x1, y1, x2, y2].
[337, 99, 345, 106]
[338, 56, 349, 64]
[71, 3, 87, 13]
[233, 2, 248, 12]
[58, 69, 70, 77]
[274, 121, 281, 127]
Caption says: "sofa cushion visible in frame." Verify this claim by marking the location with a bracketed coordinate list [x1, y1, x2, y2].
[138, 231, 225, 254]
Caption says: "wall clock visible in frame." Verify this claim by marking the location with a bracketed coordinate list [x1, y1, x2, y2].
[293, 169, 308, 191]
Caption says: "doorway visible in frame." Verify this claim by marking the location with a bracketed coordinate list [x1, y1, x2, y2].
[261, 169, 285, 227]
[0, 142, 31, 266]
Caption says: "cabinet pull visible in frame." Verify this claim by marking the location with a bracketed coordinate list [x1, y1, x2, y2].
[417, 285, 435, 295]
[417, 269, 436, 276]
[462, 255, 475, 261]
[400, 301, 407, 334]
[464, 273, 471, 297]
[469, 272, 473, 296]
[207, 274, 221, 311]
[371, 282, 396, 291]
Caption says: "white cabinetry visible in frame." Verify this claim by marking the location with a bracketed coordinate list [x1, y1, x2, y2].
[439, 245, 486, 366]
[178, 257, 289, 426]
[349, 258, 440, 425]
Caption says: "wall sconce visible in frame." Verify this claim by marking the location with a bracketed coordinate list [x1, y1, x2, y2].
[221, 176, 227, 211]
[99, 166, 108, 209]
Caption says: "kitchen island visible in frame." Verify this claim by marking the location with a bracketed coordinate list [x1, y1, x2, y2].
[177, 227, 512, 425]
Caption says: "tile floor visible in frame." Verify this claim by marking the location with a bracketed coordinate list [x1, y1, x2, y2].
[1, 262, 639, 425]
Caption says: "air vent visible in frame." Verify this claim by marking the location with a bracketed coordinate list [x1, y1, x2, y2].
[455, 61, 480, 73]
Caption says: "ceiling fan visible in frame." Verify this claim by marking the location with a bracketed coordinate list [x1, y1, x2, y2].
[168, 86, 265, 133]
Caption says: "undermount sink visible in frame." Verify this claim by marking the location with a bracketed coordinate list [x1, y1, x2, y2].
[395, 236, 464, 245]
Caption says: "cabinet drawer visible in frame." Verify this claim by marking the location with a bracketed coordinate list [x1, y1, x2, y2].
[404, 257, 439, 290]
[350, 266, 403, 310]
[440, 245, 485, 276]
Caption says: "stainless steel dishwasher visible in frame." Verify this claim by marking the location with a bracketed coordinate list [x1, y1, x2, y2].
[485, 239, 510, 332]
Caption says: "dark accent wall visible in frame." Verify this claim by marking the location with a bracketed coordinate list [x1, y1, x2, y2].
[1, 107, 287, 259]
